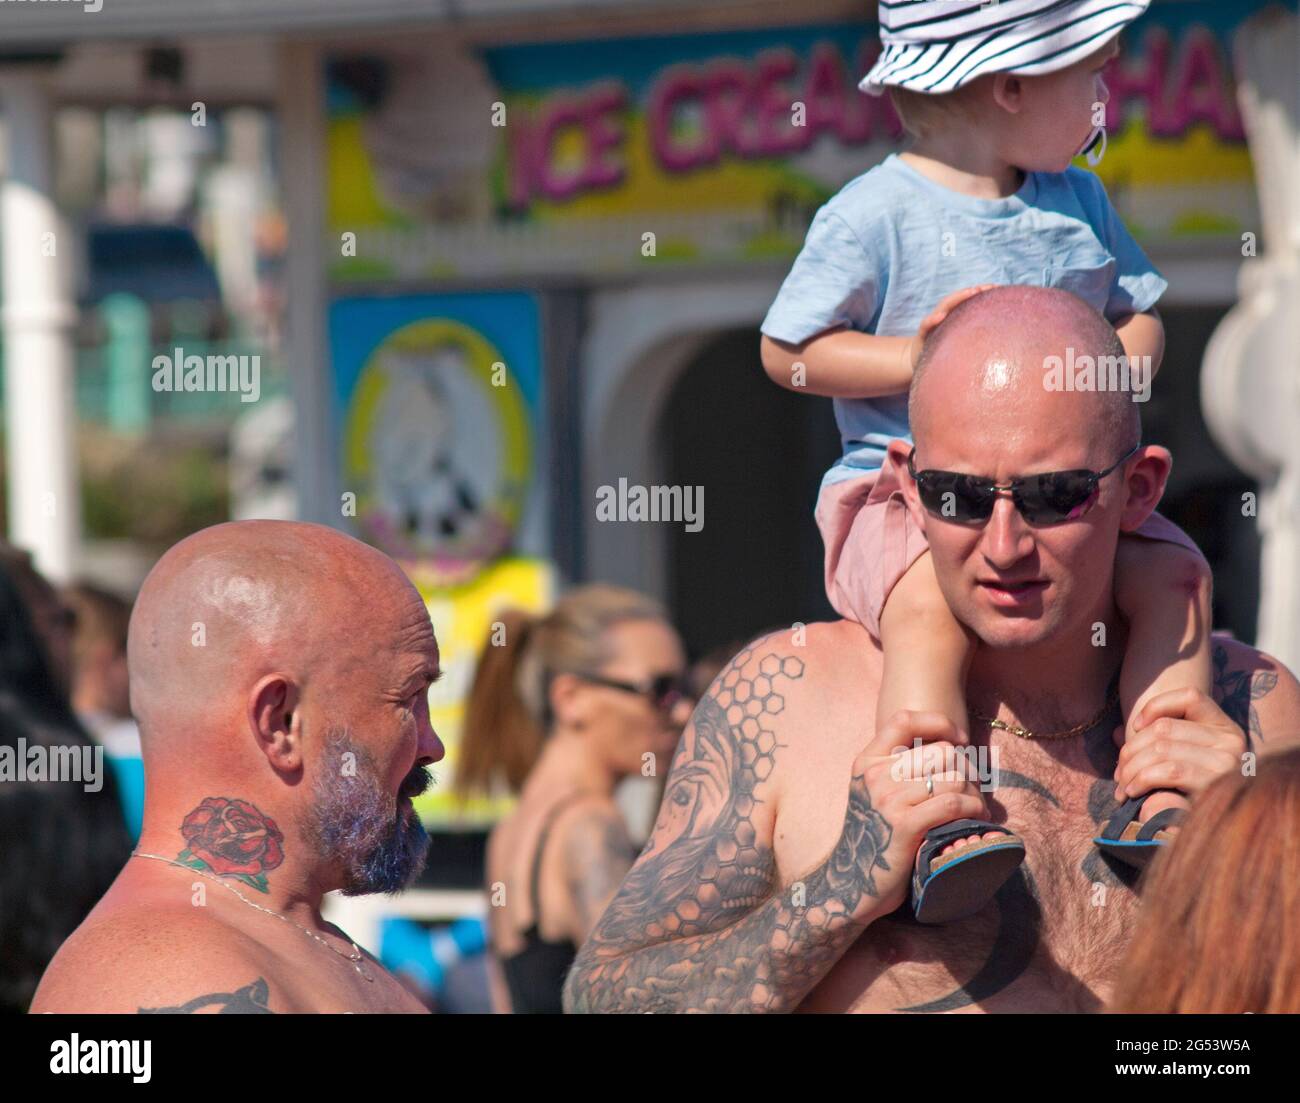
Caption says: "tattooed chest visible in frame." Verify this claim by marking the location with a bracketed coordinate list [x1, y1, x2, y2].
[818, 858, 1140, 1011]
[806, 759, 1144, 1013]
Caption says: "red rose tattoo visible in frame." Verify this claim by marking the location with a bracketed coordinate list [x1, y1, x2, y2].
[177, 797, 285, 893]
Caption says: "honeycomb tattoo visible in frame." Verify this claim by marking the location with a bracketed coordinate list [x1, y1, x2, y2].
[565, 640, 895, 1013]
[593, 644, 796, 945]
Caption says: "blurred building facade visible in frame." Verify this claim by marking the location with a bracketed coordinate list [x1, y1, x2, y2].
[2, 0, 1297, 703]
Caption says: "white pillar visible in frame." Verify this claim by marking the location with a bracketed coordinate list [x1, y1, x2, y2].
[0, 65, 80, 583]
[1200, 7, 1300, 670]
[275, 40, 337, 526]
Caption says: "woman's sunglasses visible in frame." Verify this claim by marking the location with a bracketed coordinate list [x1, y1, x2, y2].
[579, 672, 692, 711]
[906, 443, 1140, 526]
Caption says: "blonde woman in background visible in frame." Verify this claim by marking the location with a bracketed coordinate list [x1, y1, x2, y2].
[457, 584, 693, 1013]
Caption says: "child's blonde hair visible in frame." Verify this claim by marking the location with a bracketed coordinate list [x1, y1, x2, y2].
[887, 81, 987, 140]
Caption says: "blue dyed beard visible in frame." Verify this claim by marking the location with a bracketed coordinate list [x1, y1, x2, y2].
[308, 727, 432, 895]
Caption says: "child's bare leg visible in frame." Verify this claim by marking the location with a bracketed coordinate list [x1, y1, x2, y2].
[1114, 536, 1214, 822]
[878, 551, 986, 856]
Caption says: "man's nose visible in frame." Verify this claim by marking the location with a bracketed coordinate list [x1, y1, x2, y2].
[418, 716, 445, 764]
[980, 494, 1035, 567]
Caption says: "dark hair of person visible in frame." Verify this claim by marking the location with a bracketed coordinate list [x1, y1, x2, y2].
[0, 551, 132, 1012]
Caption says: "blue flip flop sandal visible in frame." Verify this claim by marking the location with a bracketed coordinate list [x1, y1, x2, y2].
[910, 819, 1025, 925]
[1092, 789, 1185, 870]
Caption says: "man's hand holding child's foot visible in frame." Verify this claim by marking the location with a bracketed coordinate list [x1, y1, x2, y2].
[1116, 716, 1192, 841]
[1095, 688, 1246, 868]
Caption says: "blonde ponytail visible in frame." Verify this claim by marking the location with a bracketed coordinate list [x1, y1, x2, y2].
[456, 584, 666, 797]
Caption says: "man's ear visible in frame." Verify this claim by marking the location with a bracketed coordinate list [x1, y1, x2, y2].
[885, 439, 929, 534]
[1117, 445, 1171, 533]
[991, 72, 1024, 114]
[249, 674, 303, 773]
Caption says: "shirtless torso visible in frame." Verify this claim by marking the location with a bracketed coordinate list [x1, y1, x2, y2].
[30, 864, 428, 1014]
[566, 620, 1300, 1013]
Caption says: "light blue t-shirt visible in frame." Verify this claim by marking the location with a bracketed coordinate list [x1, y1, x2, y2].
[760, 154, 1168, 484]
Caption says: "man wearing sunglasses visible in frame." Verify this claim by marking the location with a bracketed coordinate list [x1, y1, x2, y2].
[567, 286, 1300, 1014]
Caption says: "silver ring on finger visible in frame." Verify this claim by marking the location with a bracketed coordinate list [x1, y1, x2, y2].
[925, 773, 934, 797]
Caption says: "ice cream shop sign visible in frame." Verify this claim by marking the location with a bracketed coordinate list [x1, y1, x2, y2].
[500, 22, 1244, 208]
[325, 7, 1265, 280]
[501, 41, 899, 205]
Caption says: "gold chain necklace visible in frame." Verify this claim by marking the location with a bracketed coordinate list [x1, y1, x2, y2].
[971, 689, 1120, 741]
[132, 850, 375, 982]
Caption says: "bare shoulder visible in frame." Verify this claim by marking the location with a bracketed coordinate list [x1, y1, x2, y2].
[553, 793, 631, 856]
[551, 795, 637, 939]
[751, 619, 871, 662]
[553, 791, 623, 830]
[1211, 634, 1300, 747]
[638, 620, 870, 847]
[728, 620, 876, 737]
[31, 900, 285, 1014]
[714, 620, 872, 688]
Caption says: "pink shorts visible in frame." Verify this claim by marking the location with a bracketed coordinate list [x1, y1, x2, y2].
[815, 449, 1203, 640]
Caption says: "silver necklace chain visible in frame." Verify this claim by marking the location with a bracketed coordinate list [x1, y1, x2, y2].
[131, 850, 375, 982]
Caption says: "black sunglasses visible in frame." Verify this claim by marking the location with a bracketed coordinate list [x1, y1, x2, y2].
[579, 672, 691, 711]
[906, 443, 1140, 525]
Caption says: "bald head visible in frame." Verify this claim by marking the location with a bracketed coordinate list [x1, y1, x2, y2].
[126, 521, 442, 896]
[910, 286, 1140, 461]
[128, 521, 424, 753]
[897, 287, 1170, 658]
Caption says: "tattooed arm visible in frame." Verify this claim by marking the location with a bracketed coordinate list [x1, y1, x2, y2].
[560, 804, 638, 942]
[1211, 638, 1300, 749]
[1114, 638, 1300, 807]
[563, 725, 880, 1011]
[562, 641, 987, 1013]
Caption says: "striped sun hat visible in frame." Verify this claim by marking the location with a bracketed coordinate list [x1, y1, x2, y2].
[861, 0, 1150, 96]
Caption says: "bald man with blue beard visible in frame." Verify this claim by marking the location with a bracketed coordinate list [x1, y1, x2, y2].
[33, 521, 444, 1013]
[566, 286, 1300, 1013]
